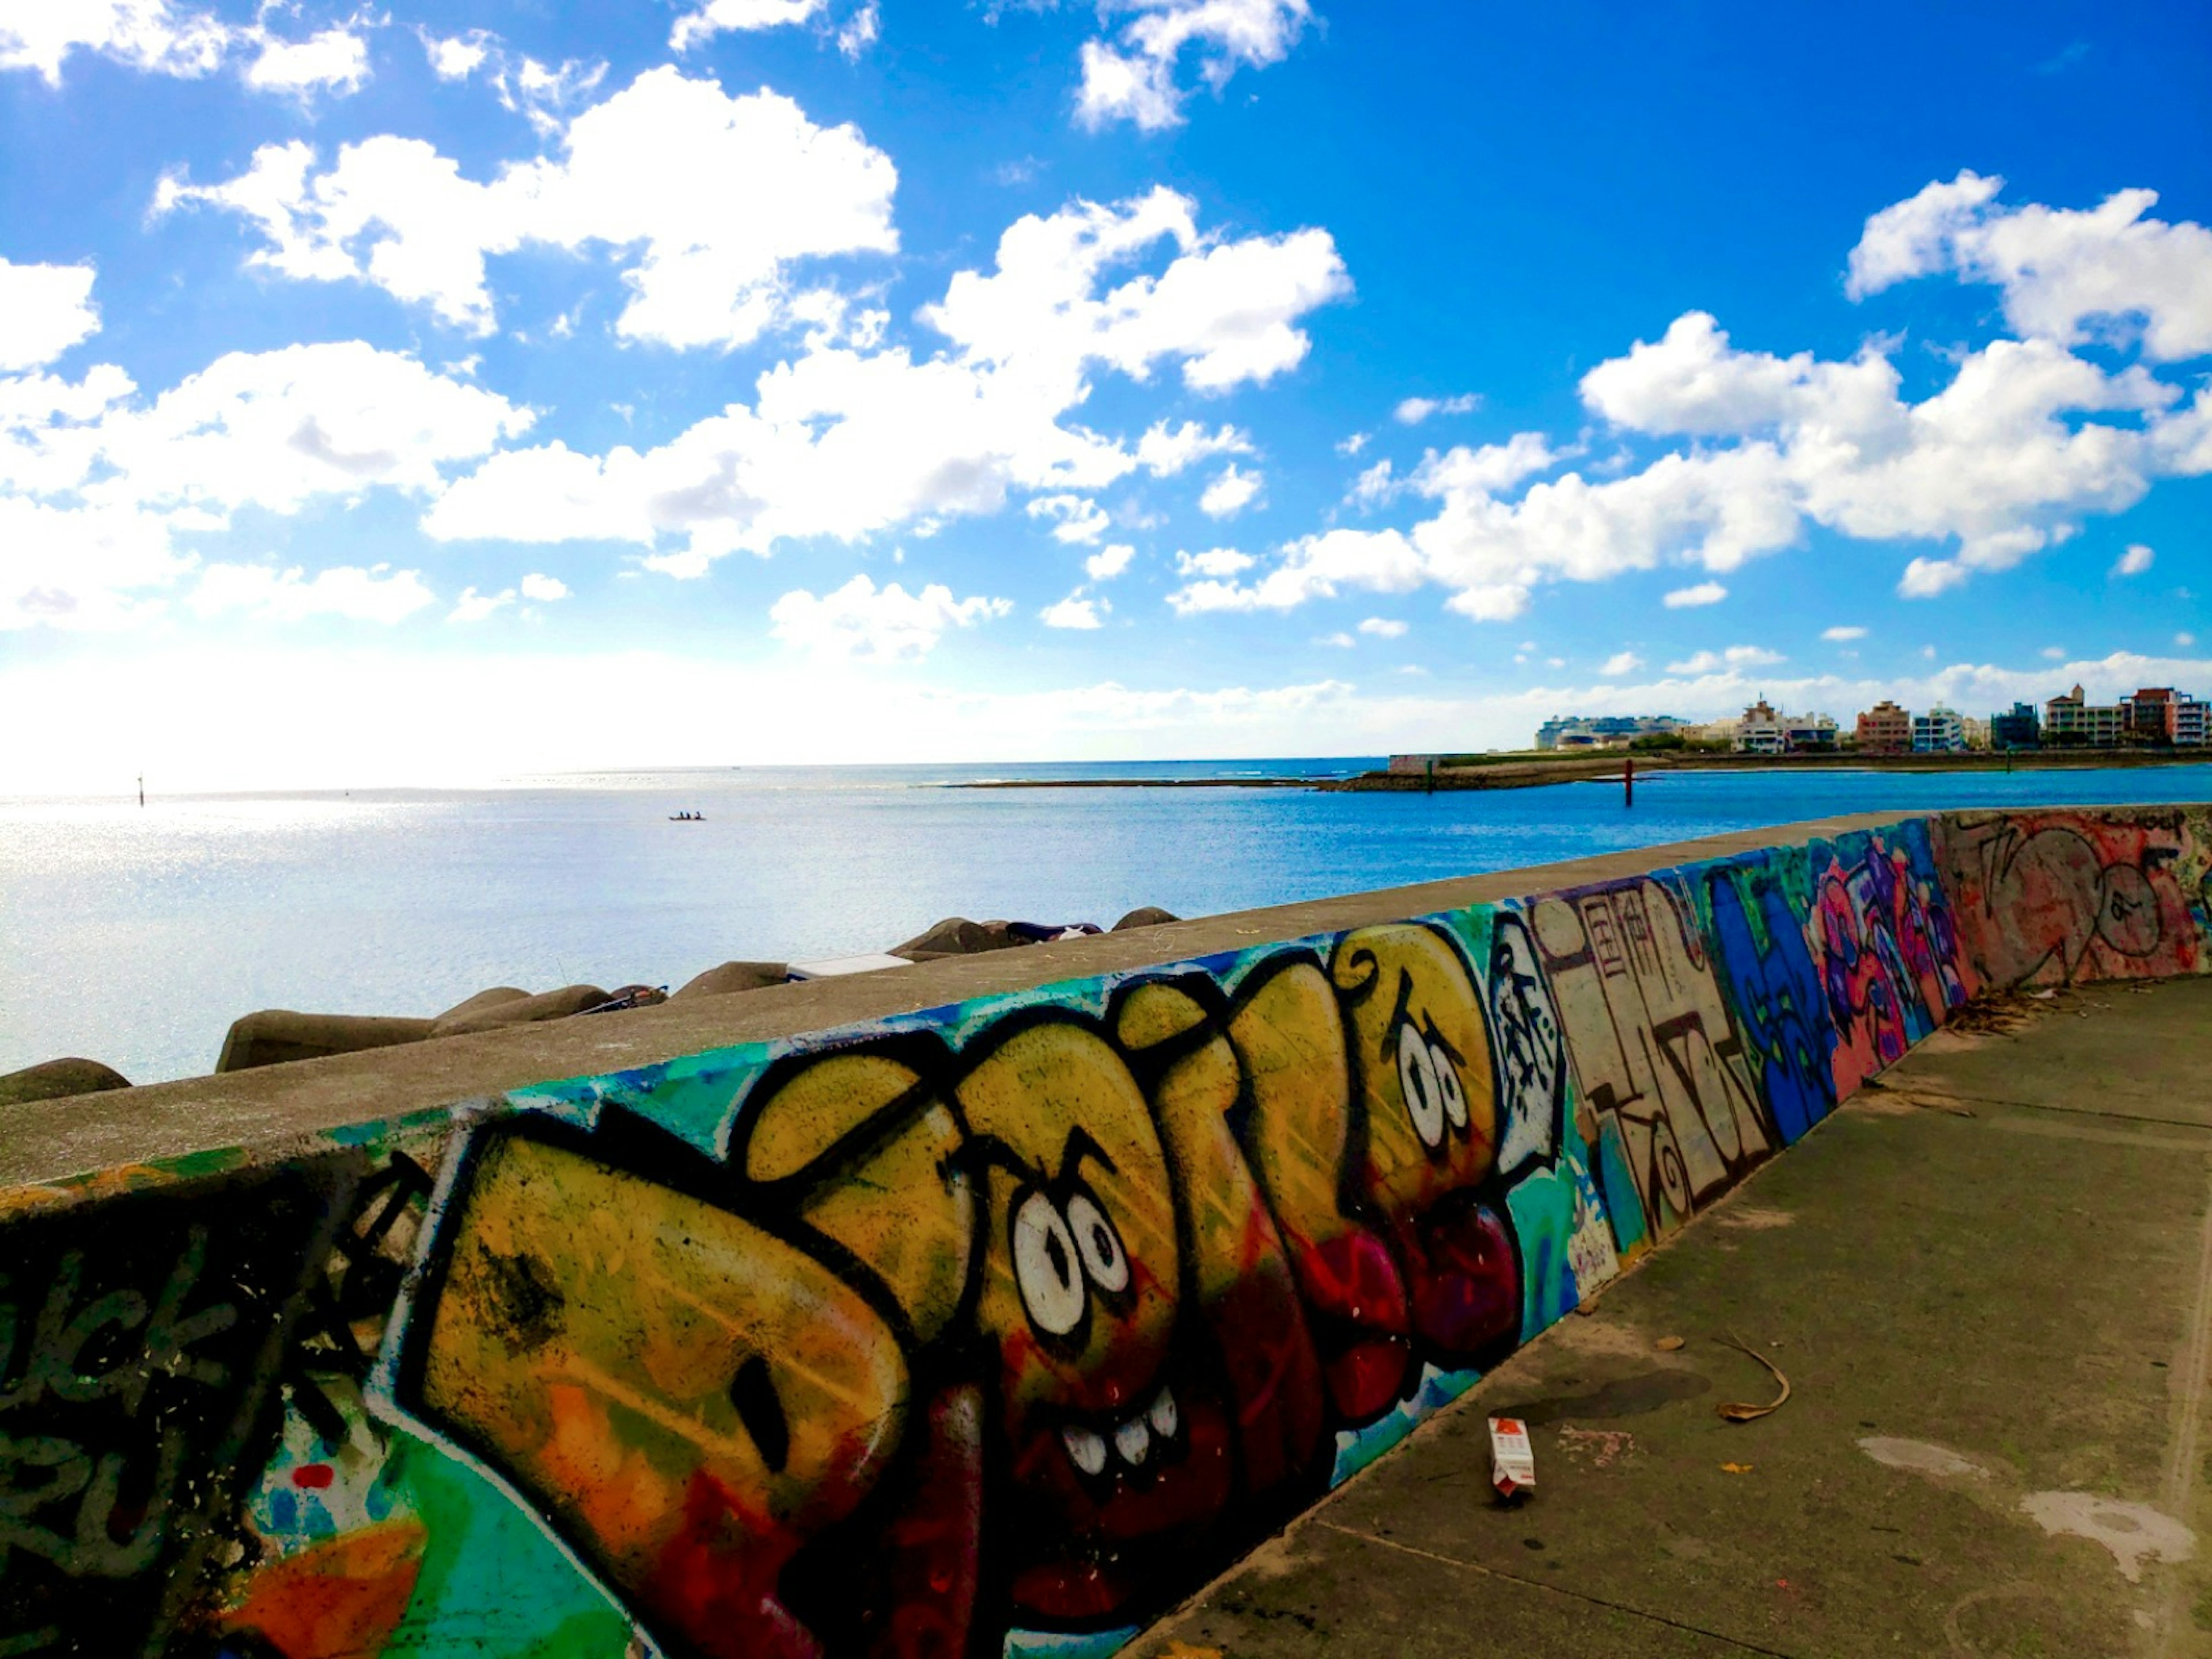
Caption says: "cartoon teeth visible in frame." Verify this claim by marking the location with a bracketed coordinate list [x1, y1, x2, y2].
[1062, 1426, 1109, 1476]
[1064, 1387, 1179, 1478]
[1113, 1418, 1151, 1465]
[1147, 1389, 1177, 1438]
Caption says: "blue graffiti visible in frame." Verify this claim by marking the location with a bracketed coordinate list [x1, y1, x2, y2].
[1705, 859, 1837, 1146]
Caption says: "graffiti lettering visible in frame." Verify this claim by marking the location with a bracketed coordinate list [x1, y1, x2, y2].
[0, 1165, 354, 1655]
[1526, 877, 1771, 1236]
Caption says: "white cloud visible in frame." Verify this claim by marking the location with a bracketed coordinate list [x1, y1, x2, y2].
[1085, 543, 1134, 581]
[2, 2, 373, 100]
[1199, 460, 1262, 518]
[1040, 590, 1106, 628]
[1134, 418, 1251, 475]
[1173, 547, 1255, 578]
[1346, 457, 1398, 510]
[2114, 543, 2154, 576]
[835, 2, 880, 57]
[1169, 525, 1424, 615]
[2042, 645, 2066, 659]
[1075, 0, 1311, 132]
[421, 29, 489, 78]
[414, 30, 606, 136]
[1849, 170, 2212, 361]
[1196, 192, 2212, 621]
[159, 67, 899, 347]
[1358, 616, 1407, 638]
[1599, 651, 1643, 676]
[191, 562, 437, 624]
[0, 0, 230, 84]
[448, 584, 514, 622]
[520, 571, 570, 601]
[769, 573, 1009, 660]
[0, 259, 100, 371]
[1337, 431, 1369, 457]
[1027, 493, 1111, 543]
[924, 185, 1348, 393]
[1665, 645, 1783, 675]
[0, 496, 190, 629]
[88, 342, 531, 515]
[243, 26, 369, 97]
[1662, 580, 1727, 608]
[1315, 630, 1354, 647]
[1, 342, 527, 628]
[1822, 625, 1868, 641]
[427, 188, 1345, 570]
[1394, 392, 1480, 425]
[671, 0, 827, 51]
[2179, 631, 2197, 648]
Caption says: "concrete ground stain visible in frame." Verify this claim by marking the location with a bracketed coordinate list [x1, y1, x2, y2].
[1857, 1436, 1993, 1480]
[1714, 1205, 1796, 1230]
[2018, 1491, 2195, 1582]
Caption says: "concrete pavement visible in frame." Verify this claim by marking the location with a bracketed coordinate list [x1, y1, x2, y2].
[1133, 977, 2212, 1658]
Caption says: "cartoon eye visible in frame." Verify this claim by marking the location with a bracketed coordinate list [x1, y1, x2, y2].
[1065, 1190, 1130, 1294]
[1397, 1031, 1446, 1149]
[1434, 1046, 1469, 1130]
[1012, 1191, 1086, 1337]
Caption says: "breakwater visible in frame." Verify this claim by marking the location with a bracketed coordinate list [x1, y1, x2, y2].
[2, 804, 2206, 1658]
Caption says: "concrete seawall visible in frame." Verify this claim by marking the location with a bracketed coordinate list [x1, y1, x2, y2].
[3, 804, 2206, 1658]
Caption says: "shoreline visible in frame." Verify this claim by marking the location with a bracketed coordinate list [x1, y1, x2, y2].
[949, 776, 1326, 790]
[954, 751, 2212, 793]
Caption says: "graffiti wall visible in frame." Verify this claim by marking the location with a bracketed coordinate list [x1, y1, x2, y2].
[0, 806, 2190, 1659]
[1940, 807, 2212, 988]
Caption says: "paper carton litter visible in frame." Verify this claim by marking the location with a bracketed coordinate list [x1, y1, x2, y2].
[1488, 1415, 1535, 1498]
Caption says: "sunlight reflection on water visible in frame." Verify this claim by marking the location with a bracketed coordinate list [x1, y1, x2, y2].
[7, 760, 2210, 1085]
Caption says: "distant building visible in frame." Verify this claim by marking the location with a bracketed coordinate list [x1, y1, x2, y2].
[1855, 700, 1912, 753]
[1533, 714, 1688, 751]
[1731, 700, 1836, 755]
[2112, 687, 2210, 747]
[1912, 706, 1965, 752]
[1734, 699, 1784, 756]
[1988, 702, 2040, 749]
[2175, 696, 2209, 748]
[1785, 713, 1840, 751]
[1961, 715, 1991, 751]
[2046, 684, 2126, 748]
[2122, 687, 2177, 746]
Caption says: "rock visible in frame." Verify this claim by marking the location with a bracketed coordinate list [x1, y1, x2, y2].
[673, 961, 789, 999]
[889, 917, 1023, 961]
[216, 1012, 437, 1074]
[430, 984, 609, 1037]
[581, 985, 670, 1013]
[1113, 906, 1181, 931]
[0, 1057, 131, 1107]
[434, 986, 532, 1023]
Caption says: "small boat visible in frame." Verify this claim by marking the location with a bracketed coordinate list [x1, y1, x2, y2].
[668, 810, 706, 821]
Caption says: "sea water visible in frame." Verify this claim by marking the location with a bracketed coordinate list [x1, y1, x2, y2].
[7, 759, 2211, 1086]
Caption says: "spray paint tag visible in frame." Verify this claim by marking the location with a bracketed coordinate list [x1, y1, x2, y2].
[1488, 1416, 1536, 1498]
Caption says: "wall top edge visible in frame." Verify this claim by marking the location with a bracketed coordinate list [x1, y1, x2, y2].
[1, 802, 2183, 1192]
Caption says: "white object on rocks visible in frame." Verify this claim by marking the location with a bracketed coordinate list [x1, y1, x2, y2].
[786, 953, 916, 980]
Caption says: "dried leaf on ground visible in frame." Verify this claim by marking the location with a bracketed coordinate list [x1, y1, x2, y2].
[1655, 1335, 1685, 1351]
[1716, 1334, 1791, 1422]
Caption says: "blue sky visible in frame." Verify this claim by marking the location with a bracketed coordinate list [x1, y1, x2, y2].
[3, 0, 2209, 787]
